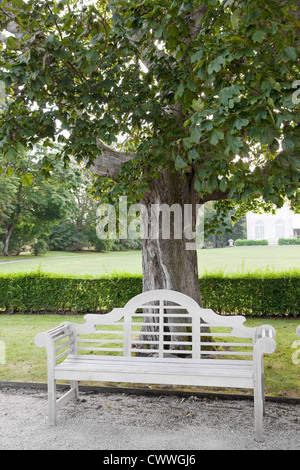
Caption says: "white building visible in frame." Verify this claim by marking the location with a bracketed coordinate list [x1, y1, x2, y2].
[246, 203, 300, 245]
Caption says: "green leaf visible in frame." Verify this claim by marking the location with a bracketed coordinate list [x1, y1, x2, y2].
[219, 178, 227, 192]
[282, 137, 296, 151]
[210, 129, 224, 145]
[53, 49, 72, 59]
[208, 55, 226, 75]
[225, 135, 243, 155]
[154, 26, 164, 38]
[230, 13, 239, 30]
[252, 31, 266, 43]
[20, 173, 34, 186]
[190, 127, 202, 144]
[219, 88, 232, 105]
[194, 178, 202, 193]
[219, 85, 240, 106]
[191, 49, 204, 64]
[85, 50, 100, 62]
[188, 148, 199, 162]
[16, 142, 26, 155]
[175, 155, 188, 171]
[6, 167, 14, 177]
[233, 118, 249, 130]
[174, 83, 185, 100]
[191, 98, 204, 111]
[167, 24, 178, 38]
[187, 81, 197, 92]
[281, 47, 297, 62]
[6, 36, 18, 49]
[11, 0, 25, 8]
[261, 126, 279, 145]
[5, 148, 17, 160]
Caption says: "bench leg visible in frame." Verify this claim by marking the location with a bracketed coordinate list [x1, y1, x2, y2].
[48, 378, 57, 426]
[262, 375, 266, 416]
[254, 387, 264, 442]
[253, 355, 266, 442]
[70, 380, 79, 401]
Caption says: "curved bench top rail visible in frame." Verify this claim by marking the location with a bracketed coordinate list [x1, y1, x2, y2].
[75, 290, 257, 340]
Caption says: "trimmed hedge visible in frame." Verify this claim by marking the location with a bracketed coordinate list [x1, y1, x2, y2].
[0, 270, 300, 317]
[0, 272, 142, 314]
[234, 239, 268, 246]
[278, 238, 300, 245]
[200, 272, 300, 317]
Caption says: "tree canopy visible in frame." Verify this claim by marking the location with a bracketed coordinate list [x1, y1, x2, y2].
[0, 0, 299, 217]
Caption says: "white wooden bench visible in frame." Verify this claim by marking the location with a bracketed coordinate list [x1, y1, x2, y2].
[297, 325, 300, 337]
[35, 289, 276, 442]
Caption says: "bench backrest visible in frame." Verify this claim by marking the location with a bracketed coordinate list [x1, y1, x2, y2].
[72, 290, 259, 360]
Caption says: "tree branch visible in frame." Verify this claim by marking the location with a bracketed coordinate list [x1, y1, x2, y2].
[90, 139, 136, 179]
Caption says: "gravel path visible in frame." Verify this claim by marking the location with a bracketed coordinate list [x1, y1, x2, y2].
[0, 255, 91, 265]
[0, 387, 299, 451]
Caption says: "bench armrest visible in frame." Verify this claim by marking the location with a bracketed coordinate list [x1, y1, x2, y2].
[35, 323, 76, 368]
[255, 324, 276, 341]
[253, 324, 276, 359]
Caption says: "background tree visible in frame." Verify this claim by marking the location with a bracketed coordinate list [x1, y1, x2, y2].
[0, 0, 299, 306]
[0, 145, 78, 255]
[204, 201, 246, 248]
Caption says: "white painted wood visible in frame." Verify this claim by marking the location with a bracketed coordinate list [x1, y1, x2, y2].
[34, 289, 276, 441]
[297, 325, 300, 338]
[56, 388, 76, 411]
[253, 336, 276, 442]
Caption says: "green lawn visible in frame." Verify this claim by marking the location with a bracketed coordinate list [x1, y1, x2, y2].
[0, 314, 299, 398]
[0, 250, 142, 276]
[1, 245, 300, 276]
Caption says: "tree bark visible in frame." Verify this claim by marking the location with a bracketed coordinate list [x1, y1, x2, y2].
[2, 224, 14, 256]
[141, 168, 202, 305]
[137, 167, 205, 352]
[2, 181, 23, 256]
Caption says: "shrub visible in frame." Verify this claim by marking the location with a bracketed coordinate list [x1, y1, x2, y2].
[278, 238, 300, 245]
[0, 269, 300, 317]
[33, 239, 49, 256]
[0, 271, 143, 314]
[199, 269, 300, 317]
[234, 239, 268, 246]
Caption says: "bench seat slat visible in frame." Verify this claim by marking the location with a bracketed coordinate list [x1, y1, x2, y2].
[54, 355, 254, 388]
[56, 355, 254, 372]
[58, 354, 253, 366]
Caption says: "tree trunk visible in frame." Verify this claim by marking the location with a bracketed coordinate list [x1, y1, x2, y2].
[2, 225, 14, 256]
[141, 169, 202, 305]
[2, 181, 23, 256]
[138, 167, 204, 352]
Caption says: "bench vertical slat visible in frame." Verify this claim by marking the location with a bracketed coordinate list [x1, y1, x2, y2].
[123, 316, 131, 357]
[159, 300, 164, 357]
[193, 315, 201, 359]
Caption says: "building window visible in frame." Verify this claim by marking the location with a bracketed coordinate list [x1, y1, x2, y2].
[255, 220, 265, 240]
[275, 219, 285, 239]
[294, 229, 300, 238]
